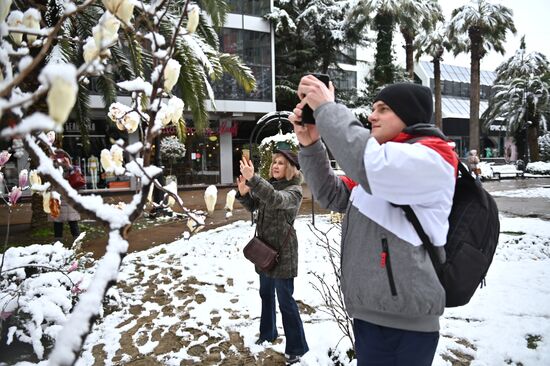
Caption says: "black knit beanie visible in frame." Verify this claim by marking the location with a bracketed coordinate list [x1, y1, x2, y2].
[373, 83, 433, 126]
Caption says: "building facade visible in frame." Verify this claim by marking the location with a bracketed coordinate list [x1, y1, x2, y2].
[62, 0, 276, 189]
[414, 61, 508, 159]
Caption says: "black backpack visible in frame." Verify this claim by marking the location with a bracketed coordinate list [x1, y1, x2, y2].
[401, 161, 500, 307]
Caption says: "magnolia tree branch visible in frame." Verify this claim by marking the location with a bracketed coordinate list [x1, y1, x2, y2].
[48, 230, 128, 366]
[307, 223, 355, 352]
[0, 0, 95, 98]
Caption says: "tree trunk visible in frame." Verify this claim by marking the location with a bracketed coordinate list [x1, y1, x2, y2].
[402, 31, 415, 80]
[527, 121, 540, 162]
[433, 54, 443, 130]
[514, 130, 526, 162]
[468, 27, 481, 152]
[373, 12, 395, 88]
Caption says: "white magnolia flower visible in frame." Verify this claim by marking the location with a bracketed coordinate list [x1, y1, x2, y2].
[47, 76, 77, 124]
[100, 149, 113, 171]
[110, 145, 124, 168]
[102, 0, 134, 24]
[0, 0, 12, 24]
[204, 184, 217, 214]
[29, 169, 41, 186]
[224, 189, 236, 212]
[23, 9, 41, 45]
[122, 111, 140, 133]
[167, 96, 184, 124]
[7, 11, 23, 45]
[42, 191, 51, 214]
[163, 58, 181, 92]
[83, 37, 99, 63]
[186, 6, 200, 34]
[108, 102, 130, 121]
[155, 106, 171, 127]
[164, 181, 177, 207]
[93, 11, 120, 49]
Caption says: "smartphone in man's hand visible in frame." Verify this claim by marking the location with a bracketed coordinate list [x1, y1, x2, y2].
[301, 73, 330, 125]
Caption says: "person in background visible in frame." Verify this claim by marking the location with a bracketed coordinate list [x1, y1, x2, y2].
[290, 79, 457, 366]
[235, 149, 309, 365]
[467, 149, 481, 181]
[50, 149, 81, 244]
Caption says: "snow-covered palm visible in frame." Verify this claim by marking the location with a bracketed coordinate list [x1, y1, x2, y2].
[415, 22, 449, 128]
[447, 0, 516, 152]
[396, 0, 443, 79]
[0, 1, 254, 364]
[483, 41, 550, 162]
[539, 133, 550, 162]
[350, 0, 441, 86]
[266, 0, 367, 111]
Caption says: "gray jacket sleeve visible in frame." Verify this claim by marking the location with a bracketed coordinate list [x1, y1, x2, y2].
[298, 139, 351, 213]
[314, 102, 373, 192]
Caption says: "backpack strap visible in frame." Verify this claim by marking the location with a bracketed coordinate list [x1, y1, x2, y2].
[400, 205, 443, 274]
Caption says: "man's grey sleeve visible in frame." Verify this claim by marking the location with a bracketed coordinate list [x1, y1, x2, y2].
[299, 140, 351, 213]
[314, 102, 372, 192]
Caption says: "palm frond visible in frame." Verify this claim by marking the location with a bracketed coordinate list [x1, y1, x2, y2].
[110, 44, 137, 81]
[75, 81, 92, 154]
[197, 0, 229, 28]
[218, 53, 256, 94]
[173, 39, 210, 133]
[123, 30, 145, 78]
[196, 13, 220, 49]
[95, 73, 118, 110]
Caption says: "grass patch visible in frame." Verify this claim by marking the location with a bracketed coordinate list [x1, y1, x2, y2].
[526, 334, 542, 349]
[31, 227, 54, 239]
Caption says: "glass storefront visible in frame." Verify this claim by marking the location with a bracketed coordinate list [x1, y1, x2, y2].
[160, 121, 221, 185]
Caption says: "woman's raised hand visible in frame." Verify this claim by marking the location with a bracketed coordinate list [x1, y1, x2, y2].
[236, 175, 250, 196]
[239, 157, 254, 180]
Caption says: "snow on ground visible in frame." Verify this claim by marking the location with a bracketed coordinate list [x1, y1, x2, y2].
[43, 212, 548, 366]
[491, 187, 550, 199]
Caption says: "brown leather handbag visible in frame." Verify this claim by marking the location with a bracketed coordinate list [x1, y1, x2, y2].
[243, 217, 293, 272]
[243, 236, 279, 272]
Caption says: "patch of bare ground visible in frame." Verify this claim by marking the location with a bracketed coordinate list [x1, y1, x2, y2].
[441, 335, 477, 366]
[89, 270, 315, 365]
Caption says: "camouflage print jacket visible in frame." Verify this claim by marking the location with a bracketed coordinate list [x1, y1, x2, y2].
[236, 174, 302, 278]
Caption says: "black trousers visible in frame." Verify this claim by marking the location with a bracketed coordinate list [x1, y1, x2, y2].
[53, 221, 80, 238]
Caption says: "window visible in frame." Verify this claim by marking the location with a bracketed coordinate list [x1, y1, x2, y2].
[336, 47, 357, 65]
[227, 0, 270, 16]
[213, 28, 272, 102]
[328, 69, 357, 91]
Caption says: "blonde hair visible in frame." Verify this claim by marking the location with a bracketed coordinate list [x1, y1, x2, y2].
[269, 152, 303, 182]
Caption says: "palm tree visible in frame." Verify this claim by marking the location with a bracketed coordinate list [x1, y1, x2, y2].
[447, 0, 516, 152]
[350, 0, 443, 90]
[397, 0, 443, 80]
[415, 22, 449, 129]
[483, 38, 550, 162]
[267, 0, 368, 111]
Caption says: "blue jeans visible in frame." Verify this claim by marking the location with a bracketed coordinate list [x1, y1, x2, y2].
[258, 273, 309, 356]
[353, 319, 439, 366]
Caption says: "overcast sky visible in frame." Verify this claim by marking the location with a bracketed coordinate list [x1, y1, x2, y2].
[419, 0, 550, 71]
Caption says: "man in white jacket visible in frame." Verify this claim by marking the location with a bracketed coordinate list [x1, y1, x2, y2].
[290, 79, 458, 366]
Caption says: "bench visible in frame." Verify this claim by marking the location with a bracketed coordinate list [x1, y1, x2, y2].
[491, 164, 525, 180]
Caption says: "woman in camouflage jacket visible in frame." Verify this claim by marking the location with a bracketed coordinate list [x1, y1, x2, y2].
[236, 149, 308, 364]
